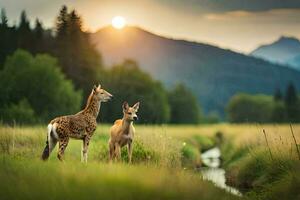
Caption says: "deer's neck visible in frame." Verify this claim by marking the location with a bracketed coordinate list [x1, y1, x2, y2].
[121, 119, 132, 135]
[84, 96, 101, 118]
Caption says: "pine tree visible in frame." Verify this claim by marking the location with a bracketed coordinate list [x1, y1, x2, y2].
[68, 10, 82, 36]
[32, 18, 44, 53]
[0, 8, 8, 27]
[274, 87, 282, 101]
[17, 10, 33, 50]
[56, 5, 68, 39]
[34, 19, 43, 38]
[285, 83, 297, 106]
[284, 83, 299, 122]
[18, 10, 30, 31]
[53, 6, 102, 99]
[0, 8, 10, 66]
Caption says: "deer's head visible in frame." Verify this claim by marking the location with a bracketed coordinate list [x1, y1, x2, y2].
[92, 84, 113, 102]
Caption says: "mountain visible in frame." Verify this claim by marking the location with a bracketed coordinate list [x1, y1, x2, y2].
[287, 54, 300, 69]
[251, 36, 300, 70]
[91, 26, 300, 117]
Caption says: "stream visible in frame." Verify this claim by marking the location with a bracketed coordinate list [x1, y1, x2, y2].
[200, 147, 242, 196]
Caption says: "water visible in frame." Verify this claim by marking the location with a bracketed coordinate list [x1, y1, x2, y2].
[200, 147, 242, 196]
[201, 147, 221, 168]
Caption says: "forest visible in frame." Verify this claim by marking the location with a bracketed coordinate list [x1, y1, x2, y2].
[1, 6, 300, 125]
[0, 6, 201, 124]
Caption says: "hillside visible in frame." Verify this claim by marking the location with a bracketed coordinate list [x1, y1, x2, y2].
[251, 36, 300, 70]
[91, 26, 300, 117]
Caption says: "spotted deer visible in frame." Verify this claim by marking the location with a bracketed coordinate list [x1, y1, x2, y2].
[109, 101, 140, 163]
[41, 84, 113, 162]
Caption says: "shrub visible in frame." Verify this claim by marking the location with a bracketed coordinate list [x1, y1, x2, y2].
[181, 143, 201, 168]
[226, 93, 274, 123]
[93, 138, 158, 164]
[191, 135, 214, 152]
[121, 140, 158, 163]
[0, 50, 82, 123]
[0, 99, 37, 124]
[168, 83, 202, 124]
[100, 60, 170, 124]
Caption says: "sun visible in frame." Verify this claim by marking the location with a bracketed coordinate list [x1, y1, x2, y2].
[112, 16, 126, 29]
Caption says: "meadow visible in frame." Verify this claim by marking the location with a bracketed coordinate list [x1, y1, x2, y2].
[0, 124, 299, 200]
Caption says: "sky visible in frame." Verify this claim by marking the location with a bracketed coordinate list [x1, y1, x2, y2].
[1, 0, 300, 53]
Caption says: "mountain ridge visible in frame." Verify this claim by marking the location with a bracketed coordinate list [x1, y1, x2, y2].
[251, 36, 300, 70]
[91, 26, 300, 117]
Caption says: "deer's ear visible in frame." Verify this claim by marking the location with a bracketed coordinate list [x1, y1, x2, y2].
[133, 102, 140, 112]
[93, 85, 97, 92]
[122, 101, 129, 111]
[97, 84, 101, 90]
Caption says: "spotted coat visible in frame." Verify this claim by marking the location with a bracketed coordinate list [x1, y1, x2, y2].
[41, 85, 112, 162]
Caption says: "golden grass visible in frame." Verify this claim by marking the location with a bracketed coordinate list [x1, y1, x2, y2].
[0, 124, 245, 200]
[1, 123, 299, 158]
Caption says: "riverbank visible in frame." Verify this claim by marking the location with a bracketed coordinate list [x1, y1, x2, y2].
[221, 125, 300, 200]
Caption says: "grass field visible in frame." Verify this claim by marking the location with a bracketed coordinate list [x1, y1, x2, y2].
[0, 124, 300, 200]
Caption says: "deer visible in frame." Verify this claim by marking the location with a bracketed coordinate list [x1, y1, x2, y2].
[41, 84, 113, 163]
[108, 101, 140, 163]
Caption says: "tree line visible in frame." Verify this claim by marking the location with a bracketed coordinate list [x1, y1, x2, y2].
[0, 6, 101, 98]
[0, 6, 202, 124]
[227, 83, 300, 123]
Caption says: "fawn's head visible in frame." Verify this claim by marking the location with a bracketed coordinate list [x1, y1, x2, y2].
[122, 101, 140, 122]
[92, 84, 113, 102]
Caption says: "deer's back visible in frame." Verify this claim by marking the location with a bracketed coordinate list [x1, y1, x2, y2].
[50, 112, 96, 139]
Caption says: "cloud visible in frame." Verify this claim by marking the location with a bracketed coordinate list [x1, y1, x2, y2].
[157, 0, 300, 13]
[203, 8, 300, 23]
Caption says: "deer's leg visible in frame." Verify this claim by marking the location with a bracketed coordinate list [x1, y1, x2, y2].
[127, 141, 133, 164]
[81, 136, 90, 163]
[57, 137, 69, 161]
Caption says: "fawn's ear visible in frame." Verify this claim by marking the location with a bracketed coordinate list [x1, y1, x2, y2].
[122, 101, 129, 111]
[97, 84, 101, 90]
[133, 102, 140, 112]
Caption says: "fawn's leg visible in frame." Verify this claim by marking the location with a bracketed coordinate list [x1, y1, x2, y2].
[81, 136, 90, 163]
[115, 143, 121, 162]
[127, 142, 133, 164]
[57, 137, 69, 161]
[108, 140, 115, 163]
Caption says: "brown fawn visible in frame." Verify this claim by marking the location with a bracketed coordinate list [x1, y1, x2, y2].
[109, 101, 140, 163]
[41, 84, 113, 162]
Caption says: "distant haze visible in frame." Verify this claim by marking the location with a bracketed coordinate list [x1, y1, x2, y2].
[251, 36, 300, 70]
[91, 26, 300, 116]
[1, 0, 300, 53]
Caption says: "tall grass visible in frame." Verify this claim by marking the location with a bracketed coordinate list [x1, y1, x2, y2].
[0, 125, 182, 167]
[1, 124, 300, 200]
[223, 124, 300, 199]
[0, 124, 242, 200]
[0, 157, 240, 200]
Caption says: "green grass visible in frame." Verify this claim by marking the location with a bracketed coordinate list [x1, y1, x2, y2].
[0, 157, 240, 200]
[0, 124, 240, 200]
[2, 124, 300, 200]
[223, 125, 300, 200]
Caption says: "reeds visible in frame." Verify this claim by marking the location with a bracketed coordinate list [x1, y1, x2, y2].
[289, 124, 300, 160]
[262, 129, 273, 161]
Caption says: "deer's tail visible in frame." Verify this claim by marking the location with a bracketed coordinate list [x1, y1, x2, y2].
[42, 123, 58, 160]
[41, 124, 53, 160]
